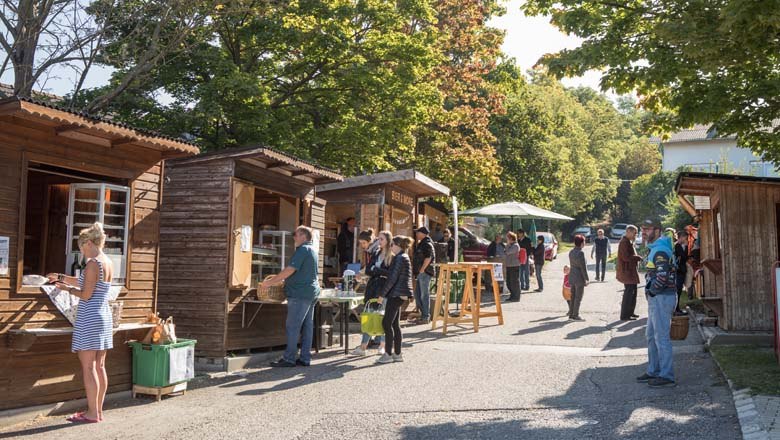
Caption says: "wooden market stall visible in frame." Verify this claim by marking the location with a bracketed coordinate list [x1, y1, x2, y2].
[0, 96, 199, 411]
[676, 172, 780, 331]
[156, 147, 342, 360]
[315, 169, 450, 281]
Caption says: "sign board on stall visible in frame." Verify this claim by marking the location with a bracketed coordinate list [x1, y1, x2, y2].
[0, 236, 8, 276]
[169, 344, 195, 383]
[386, 188, 415, 211]
[493, 263, 504, 282]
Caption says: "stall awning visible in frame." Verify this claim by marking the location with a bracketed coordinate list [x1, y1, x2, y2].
[0, 97, 199, 156]
[460, 201, 573, 221]
[172, 145, 343, 185]
[316, 169, 450, 197]
[676, 172, 780, 197]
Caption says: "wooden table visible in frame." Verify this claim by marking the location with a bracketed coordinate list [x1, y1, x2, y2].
[318, 295, 363, 355]
[431, 263, 504, 334]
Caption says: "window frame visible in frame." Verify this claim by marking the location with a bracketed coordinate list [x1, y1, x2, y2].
[16, 154, 133, 294]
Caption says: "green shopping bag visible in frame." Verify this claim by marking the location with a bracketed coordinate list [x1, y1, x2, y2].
[360, 299, 385, 336]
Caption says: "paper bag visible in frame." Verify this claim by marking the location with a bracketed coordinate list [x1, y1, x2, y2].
[142, 320, 163, 344]
[160, 316, 177, 344]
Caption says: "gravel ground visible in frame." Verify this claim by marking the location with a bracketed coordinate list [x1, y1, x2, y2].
[0, 245, 741, 440]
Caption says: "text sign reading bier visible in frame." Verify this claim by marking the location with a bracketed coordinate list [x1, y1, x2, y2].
[386, 187, 415, 211]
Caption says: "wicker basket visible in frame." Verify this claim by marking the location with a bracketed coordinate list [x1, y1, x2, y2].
[109, 300, 124, 328]
[670, 315, 689, 340]
[257, 275, 286, 302]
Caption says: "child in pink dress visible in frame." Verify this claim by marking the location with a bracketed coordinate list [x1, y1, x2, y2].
[562, 265, 572, 316]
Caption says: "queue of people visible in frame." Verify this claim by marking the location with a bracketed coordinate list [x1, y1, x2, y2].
[55, 216, 689, 427]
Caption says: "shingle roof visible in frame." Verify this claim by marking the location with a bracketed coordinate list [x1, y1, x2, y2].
[650, 124, 737, 144]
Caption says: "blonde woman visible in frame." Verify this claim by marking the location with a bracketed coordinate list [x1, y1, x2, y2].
[47, 223, 114, 423]
[352, 230, 393, 356]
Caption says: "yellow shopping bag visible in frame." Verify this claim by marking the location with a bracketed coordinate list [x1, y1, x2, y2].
[360, 299, 385, 336]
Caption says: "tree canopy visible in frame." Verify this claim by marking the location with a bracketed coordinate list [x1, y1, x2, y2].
[522, 0, 780, 165]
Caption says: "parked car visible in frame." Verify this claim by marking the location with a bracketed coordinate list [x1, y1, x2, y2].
[635, 231, 644, 246]
[610, 223, 629, 239]
[572, 226, 594, 243]
[456, 227, 490, 262]
[537, 232, 559, 260]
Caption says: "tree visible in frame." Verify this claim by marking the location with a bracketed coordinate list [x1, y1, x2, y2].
[613, 141, 662, 221]
[627, 170, 677, 225]
[89, 0, 441, 177]
[522, 0, 780, 165]
[0, 0, 209, 110]
[406, 0, 507, 207]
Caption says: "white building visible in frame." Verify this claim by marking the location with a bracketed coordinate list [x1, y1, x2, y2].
[656, 124, 778, 177]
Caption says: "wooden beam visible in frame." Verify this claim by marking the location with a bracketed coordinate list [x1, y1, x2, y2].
[54, 123, 82, 133]
[677, 194, 697, 217]
[111, 137, 137, 147]
[291, 170, 312, 177]
[265, 162, 287, 170]
[57, 130, 112, 148]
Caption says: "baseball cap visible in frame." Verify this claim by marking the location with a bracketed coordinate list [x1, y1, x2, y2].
[641, 219, 661, 229]
[415, 226, 430, 235]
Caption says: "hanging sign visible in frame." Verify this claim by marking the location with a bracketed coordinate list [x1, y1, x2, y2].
[386, 188, 415, 211]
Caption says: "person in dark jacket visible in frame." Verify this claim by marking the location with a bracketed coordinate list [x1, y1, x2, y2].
[487, 235, 506, 259]
[351, 230, 393, 356]
[674, 230, 689, 315]
[591, 229, 611, 282]
[440, 229, 455, 262]
[517, 229, 533, 290]
[568, 234, 589, 321]
[533, 236, 546, 292]
[337, 217, 356, 274]
[412, 227, 435, 324]
[377, 235, 414, 364]
[617, 225, 642, 321]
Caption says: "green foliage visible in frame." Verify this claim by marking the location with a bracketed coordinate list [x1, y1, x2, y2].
[487, 64, 647, 223]
[613, 141, 662, 221]
[628, 170, 677, 225]
[662, 192, 693, 232]
[522, 0, 780, 166]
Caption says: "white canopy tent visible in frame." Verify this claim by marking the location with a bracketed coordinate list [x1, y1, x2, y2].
[460, 201, 573, 221]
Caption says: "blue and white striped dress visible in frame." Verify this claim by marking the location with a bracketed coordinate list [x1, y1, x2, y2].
[72, 258, 113, 352]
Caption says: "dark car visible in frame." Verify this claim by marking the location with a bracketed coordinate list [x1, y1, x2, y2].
[456, 227, 490, 262]
[572, 226, 594, 243]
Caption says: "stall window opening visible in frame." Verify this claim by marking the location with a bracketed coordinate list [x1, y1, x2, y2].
[21, 163, 130, 287]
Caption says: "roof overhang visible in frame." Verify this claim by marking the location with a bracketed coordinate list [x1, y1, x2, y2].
[316, 169, 450, 197]
[172, 146, 343, 185]
[676, 172, 780, 196]
[0, 97, 199, 156]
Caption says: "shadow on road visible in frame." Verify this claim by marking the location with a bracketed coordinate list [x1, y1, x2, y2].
[398, 360, 738, 439]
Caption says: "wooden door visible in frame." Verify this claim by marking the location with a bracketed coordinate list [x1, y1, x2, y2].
[229, 180, 255, 289]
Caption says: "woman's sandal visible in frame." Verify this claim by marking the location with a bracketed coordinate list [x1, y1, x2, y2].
[67, 412, 100, 423]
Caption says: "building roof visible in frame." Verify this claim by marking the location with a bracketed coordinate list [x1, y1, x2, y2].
[171, 145, 343, 184]
[650, 124, 737, 144]
[676, 171, 780, 196]
[316, 169, 450, 197]
[0, 96, 199, 155]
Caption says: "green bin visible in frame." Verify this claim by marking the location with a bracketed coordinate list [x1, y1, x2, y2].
[129, 339, 197, 387]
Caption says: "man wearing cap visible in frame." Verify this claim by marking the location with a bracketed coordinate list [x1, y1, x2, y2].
[637, 219, 678, 388]
[412, 226, 435, 324]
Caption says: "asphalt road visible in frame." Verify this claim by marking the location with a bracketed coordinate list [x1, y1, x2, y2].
[1, 245, 740, 440]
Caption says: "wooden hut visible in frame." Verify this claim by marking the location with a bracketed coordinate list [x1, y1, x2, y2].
[156, 147, 342, 361]
[676, 172, 780, 331]
[0, 97, 198, 411]
[315, 169, 450, 280]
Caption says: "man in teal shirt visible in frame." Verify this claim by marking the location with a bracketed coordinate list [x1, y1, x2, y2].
[262, 226, 320, 367]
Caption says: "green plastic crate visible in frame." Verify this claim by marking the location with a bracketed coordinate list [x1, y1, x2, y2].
[128, 339, 197, 387]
